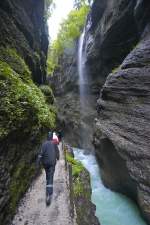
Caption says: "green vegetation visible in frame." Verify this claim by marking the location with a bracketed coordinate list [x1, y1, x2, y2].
[66, 152, 90, 198]
[0, 46, 56, 216]
[47, 4, 90, 75]
[66, 152, 84, 196]
[66, 150, 91, 225]
[0, 52, 56, 139]
[66, 152, 84, 177]
[0, 47, 31, 82]
[9, 161, 35, 213]
[39, 84, 55, 104]
[73, 177, 84, 196]
[0, 1, 57, 220]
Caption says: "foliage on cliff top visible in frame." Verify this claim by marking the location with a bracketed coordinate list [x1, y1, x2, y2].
[47, 4, 90, 75]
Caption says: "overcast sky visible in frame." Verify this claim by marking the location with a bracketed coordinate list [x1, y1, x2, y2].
[48, 0, 74, 41]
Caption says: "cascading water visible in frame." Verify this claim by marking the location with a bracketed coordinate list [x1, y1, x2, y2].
[77, 32, 147, 225]
[78, 30, 94, 150]
[78, 29, 88, 112]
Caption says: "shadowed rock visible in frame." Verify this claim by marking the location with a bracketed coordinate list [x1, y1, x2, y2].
[95, 31, 150, 224]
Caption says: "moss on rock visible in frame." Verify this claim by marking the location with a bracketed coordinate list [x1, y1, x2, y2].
[0, 45, 56, 224]
[39, 84, 55, 104]
[0, 1, 52, 224]
[66, 152, 84, 177]
[0, 60, 56, 139]
[66, 150, 99, 225]
[0, 47, 31, 82]
[9, 161, 35, 214]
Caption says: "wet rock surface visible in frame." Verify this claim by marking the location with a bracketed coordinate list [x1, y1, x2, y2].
[56, 92, 96, 150]
[95, 32, 150, 224]
[51, 42, 97, 150]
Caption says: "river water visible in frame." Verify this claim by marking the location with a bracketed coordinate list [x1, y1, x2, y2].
[73, 148, 147, 225]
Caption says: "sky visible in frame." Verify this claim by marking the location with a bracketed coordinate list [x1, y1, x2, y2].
[48, 0, 74, 41]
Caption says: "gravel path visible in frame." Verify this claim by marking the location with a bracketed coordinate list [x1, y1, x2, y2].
[12, 144, 75, 225]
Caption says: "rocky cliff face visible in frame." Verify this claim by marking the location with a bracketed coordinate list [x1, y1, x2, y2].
[0, 1, 55, 224]
[88, 0, 150, 223]
[85, 0, 139, 90]
[50, 43, 81, 147]
[0, 0, 48, 84]
[50, 41, 97, 150]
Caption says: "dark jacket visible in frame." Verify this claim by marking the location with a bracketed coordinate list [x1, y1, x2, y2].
[38, 141, 59, 166]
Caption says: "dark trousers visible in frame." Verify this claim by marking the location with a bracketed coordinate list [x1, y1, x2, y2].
[44, 165, 55, 196]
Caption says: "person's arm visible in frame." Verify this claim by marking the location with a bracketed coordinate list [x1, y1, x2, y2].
[36, 145, 43, 167]
[55, 144, 60, 160]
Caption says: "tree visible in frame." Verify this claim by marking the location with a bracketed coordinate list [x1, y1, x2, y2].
[47, 5, 90, 75]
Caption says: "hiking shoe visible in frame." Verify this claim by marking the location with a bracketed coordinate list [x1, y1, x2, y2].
[46, 194, 52, 206]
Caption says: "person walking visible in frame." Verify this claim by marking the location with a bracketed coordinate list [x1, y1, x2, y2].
[37, 132, 59, 205]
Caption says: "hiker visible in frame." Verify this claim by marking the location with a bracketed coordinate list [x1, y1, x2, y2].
[37, 132, 59, 205]
[52, 131, 59, 145]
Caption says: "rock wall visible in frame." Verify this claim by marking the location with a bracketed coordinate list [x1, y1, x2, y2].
[85, 0, 139, 90]
[89, 0, 150, 223]
[0, 0, 48, 84]
[49, 43, 81, 147]
[50, 40, 97, 150]
[0, 1, 55, 224]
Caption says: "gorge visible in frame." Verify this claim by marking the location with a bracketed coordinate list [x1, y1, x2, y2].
[52, 0, 150, 224]
[0, 0, 150, 224]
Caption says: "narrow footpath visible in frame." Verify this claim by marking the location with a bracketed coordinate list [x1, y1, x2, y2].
[12, 144, 75, 225]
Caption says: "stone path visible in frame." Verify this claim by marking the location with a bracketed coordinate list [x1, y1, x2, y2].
[12, 144, 75, 225]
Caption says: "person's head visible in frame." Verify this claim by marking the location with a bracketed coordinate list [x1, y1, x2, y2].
[47, 131, 53, 140]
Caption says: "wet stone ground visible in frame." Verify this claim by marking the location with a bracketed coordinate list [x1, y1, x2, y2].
[11, 145, 75, 225]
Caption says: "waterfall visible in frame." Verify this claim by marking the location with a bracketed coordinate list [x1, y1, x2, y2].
[77, 29, 90, 148]
[78, 30, 85, 91]
[77, 29, 95, 150]
[78, 29, 88, 112]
